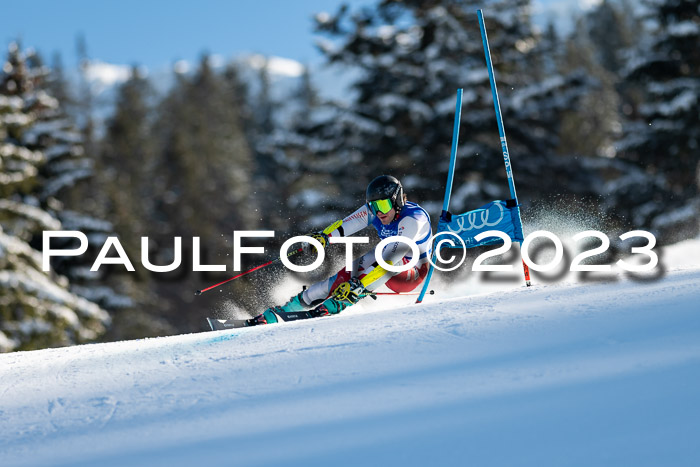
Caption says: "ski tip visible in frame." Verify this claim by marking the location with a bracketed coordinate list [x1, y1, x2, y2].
[195, 290, 202, 296]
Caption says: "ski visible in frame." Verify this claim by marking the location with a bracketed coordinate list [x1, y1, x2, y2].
[206, 310, 318, 331]
[274, 310, 315, 321]
[207, 287, 432, 330]
[207, 317, 251, 330]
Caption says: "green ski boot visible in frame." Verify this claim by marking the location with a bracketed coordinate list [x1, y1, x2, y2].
[249, 292, 309, 325]
[311, 278, 371, 317]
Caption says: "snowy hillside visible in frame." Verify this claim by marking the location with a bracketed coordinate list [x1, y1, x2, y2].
[1, 240, 699, 466]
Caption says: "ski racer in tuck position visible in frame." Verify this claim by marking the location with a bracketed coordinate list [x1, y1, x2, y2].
[249, 175, 432, 325]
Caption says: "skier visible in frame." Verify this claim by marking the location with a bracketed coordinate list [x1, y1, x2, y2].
[249, 175, 432, 325]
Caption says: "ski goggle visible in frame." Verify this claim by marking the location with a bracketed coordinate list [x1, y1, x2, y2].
[368, 198, 393, 215]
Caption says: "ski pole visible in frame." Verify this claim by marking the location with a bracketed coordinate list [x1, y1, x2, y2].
[194, 247, 304, 295]
[196, 221, 343, 296]
[366, 290, 434, 301]
[301, 284, 434, 298]
[372, 290, 434, 296]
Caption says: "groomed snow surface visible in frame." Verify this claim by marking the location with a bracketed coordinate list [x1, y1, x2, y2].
[1, 239, 700, 466]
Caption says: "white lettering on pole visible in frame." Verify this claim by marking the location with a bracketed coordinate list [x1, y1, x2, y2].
[501, 137, 512, 177]
[42, 230, 88, 272]
[233, 231, 274, 271]
[91, 237, 135, 271]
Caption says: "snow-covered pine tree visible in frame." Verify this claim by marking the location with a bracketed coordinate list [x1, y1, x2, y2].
[20, 49, 131, 312]
[92, 65, 195, 341]
[148, 55, 257, 331]
[153, 55, 255, 239]
[483, 0, 602, 199]
[292, 65, 320, 127]
[46, 52, 74, 115]
[248, 61, 329, 233]
[543, 0, 670, 238]
[99, 66, 157, 245]
[262, 0, 602, 229]
[0, 43, 110, 352]
[617, 0, 699, 241]
[585, 0, 642, 76]
[244, 57, 294, 231]
[556, 2, 633, 159]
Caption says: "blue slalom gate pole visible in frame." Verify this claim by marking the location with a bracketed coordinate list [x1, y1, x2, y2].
[478, 9, 531, 286]
[440, 88, 464, 216]
[416, 89, 463, 304]
[477, 10, 518, 202]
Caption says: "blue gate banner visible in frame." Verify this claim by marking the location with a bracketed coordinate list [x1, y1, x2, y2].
[437, 199, 524, 249]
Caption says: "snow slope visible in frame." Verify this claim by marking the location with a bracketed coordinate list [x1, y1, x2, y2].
[1, 241, 699, 466]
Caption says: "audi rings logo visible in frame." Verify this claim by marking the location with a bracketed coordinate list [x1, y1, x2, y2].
[445, 202, 505, 234]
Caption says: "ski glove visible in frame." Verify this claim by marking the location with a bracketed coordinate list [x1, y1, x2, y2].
[303, 219, 342, 254]
[304, 232, 329, 254]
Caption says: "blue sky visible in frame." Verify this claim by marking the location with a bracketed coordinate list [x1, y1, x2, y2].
[4, 0, 365, 69]
[4, 0, 585, 70]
